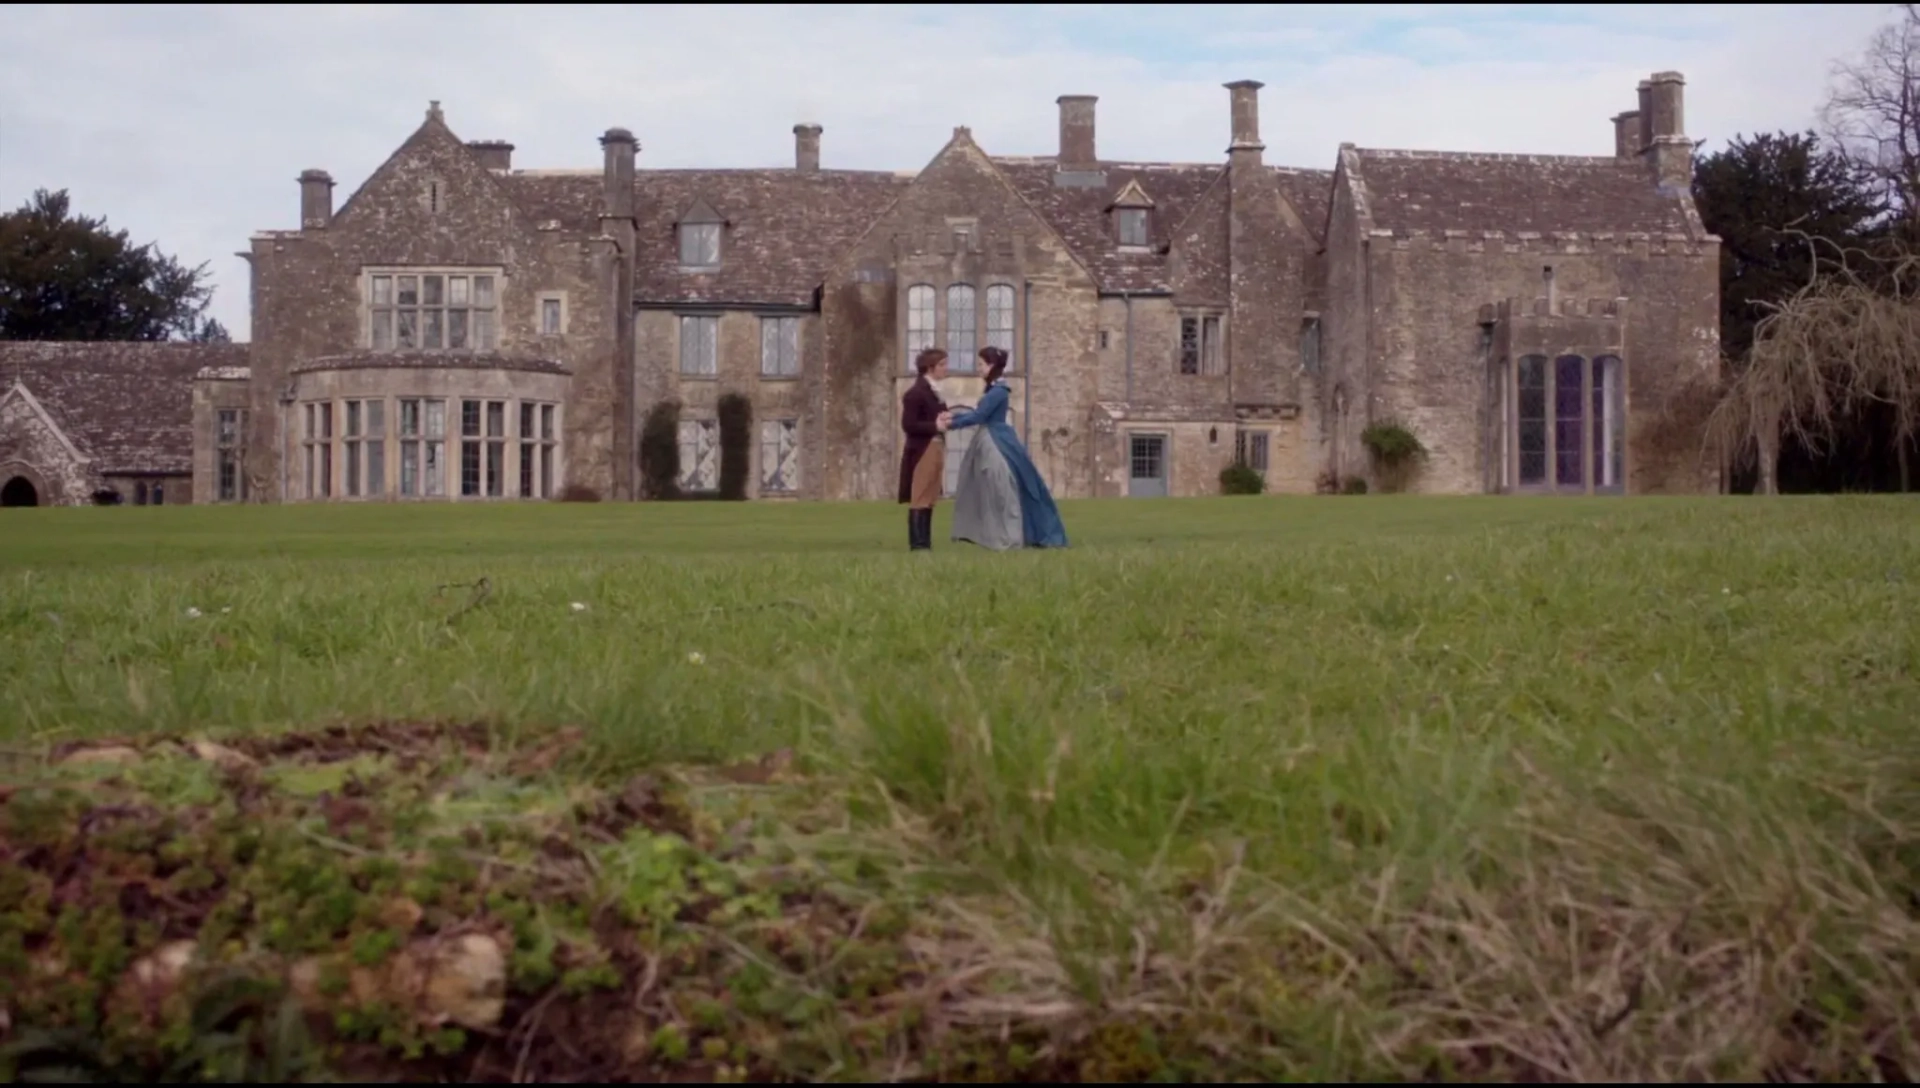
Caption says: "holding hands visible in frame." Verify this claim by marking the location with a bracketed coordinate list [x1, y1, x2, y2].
[935, 410, 953, 432]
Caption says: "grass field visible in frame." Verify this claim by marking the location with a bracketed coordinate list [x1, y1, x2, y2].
[1, 495, 1916, 1081]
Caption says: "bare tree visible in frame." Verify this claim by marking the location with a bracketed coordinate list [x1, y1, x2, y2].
[1823, 4, 1920, 223]
[1705, 231, 1920, 492]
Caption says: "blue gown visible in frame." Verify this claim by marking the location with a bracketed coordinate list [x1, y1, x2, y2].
[944, 382, 1069, 550]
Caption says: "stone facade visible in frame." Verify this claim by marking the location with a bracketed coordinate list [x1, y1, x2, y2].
[0, 73, 1722, 508]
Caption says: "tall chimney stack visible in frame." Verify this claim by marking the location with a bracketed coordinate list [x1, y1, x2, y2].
[1646, 71, 1690, 190]
[1636, 81, 1654, 158]
[793, 123, 822, 173]
[600, 127, 637, 220]
[1056, 95, 1097, 168]
[1612, 112, 1641, 161]
[468, 140, 514, 171]
[298, 169, 334, 230]
[1225, 80, 1265, 165]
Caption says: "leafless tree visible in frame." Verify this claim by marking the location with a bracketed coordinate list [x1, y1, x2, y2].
[1823, 4, 1920, 220]
[1705, 231, 1920, 492]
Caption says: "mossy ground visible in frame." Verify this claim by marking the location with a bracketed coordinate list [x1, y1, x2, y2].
[1, 496, 1917, 1081]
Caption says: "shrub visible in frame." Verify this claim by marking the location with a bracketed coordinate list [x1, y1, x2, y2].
[716, 393, 753, 502]
[639, 401, 682, 501]
[1341, 475, 1369, 495]
[1360, 420, 1426, 493]
[1219, 463, 1266, 495]
[557, 483, 601, 503]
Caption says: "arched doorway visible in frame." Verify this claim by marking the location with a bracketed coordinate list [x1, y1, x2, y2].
[1, 476, 39, 507]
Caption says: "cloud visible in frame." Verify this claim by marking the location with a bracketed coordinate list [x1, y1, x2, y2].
[0, 2, 1895, 341]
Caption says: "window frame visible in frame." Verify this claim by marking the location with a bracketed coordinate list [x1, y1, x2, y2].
[678, 222, 722, 270]
[215, 408, 248, 503]
[678, 417, 720, 492]
[1178, 312, 1227, 377]
[758, 418, 800, 494]
[1116, 207, 1150, 248]
[759, 315, 801, 379]
[365, 268, 501, 354]
[678, 314, 720, 378]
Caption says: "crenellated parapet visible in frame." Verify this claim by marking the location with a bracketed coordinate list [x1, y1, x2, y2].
[1367, 227, 1716, 258]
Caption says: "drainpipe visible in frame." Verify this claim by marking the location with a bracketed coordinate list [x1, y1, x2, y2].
[1022, 279, 1032, 450]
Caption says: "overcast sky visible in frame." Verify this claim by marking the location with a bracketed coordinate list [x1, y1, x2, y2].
[0, 3, 1896, 342]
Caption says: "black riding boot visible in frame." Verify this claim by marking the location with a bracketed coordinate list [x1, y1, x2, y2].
[911, 508, 932, 551]
[908, 510, 922, 551]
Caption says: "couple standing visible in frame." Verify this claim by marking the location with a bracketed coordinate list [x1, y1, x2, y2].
[899, 345, 1069, 552]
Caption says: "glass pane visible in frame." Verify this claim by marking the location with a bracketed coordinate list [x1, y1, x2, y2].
[425, 399, 445, 438]
[346, 441, 360, 496]
[474, 276, 495, 307]
[1555, 354, 1585, 488]
[486, 401, 504, 438]
[397, 310, 418, 348]
[346, 400, 361, 438]
[519, 443, 534, 497]
[542, 298, 561, 334]
[425, 440, 444, 497]
[449, 276, 470, 305]
[424, 309, 443, 350]
[400, 399, 419, 436]
[462, 400, 481, 437]
[371, 276, 393, 305]
[1517, 355, 1547, 486]
[371, 310, 393, 351]
[320, 402, 333, 438]
[473, 310, 495, 351]
[541, 404, 555, 441]
[540, 445, 552, 497]
[761, 318, 779, 375]
[486, 442, 503, 497]
[947, 284, 976, 372]
[520, 403, 534, 438]
[367, 440, 385, 496]
[448, 309, 468, 349]
[366, 399, 384, 434]
[1601, 355, 1626, 490]
[397, 276, 418, 305]
[423, 275, 444, 306]
[461, 441, 481, 496]
[401, 441, 418, 496]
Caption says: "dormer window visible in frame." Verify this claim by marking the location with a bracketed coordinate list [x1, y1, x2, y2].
[1109, 178, 1155, 250]
[678, 200, 724, 270]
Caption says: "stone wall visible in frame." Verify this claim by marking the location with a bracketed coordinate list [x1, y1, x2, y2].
[0, 386, 90, 506]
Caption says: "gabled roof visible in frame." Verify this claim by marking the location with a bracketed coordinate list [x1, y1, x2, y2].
[497, 169, 910, 307]
[0, 342, 249, 474]
[1345, 149, 1696, 236]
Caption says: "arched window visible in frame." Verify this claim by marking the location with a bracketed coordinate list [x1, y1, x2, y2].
[1507, 353, 1627, 493]
[985, 284, 1016, 370]
[1594, 355, 1625, 490]
[905, 284, 936, 371]
[1553, 354, 1586, 488]
[946, 284, 976, 373]
[135, 481, 149, 505]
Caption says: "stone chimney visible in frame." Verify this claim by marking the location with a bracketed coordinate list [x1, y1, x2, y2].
[1612, 111, 1641, 161]
[600, 127, 637, 220]
[1225, 80, 1265, 164]
[1646, 72, 1690, 190]
[1056, 95, 1097, 168]
[468, 140, 514, 171]
[793, 124, 822, 173]
[298, 169, 334, 230]
[1636, 81, 1654, 158]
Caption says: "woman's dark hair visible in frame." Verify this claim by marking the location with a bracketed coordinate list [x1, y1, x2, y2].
[979, 345, 1008, 386]
[914, 348, 948, 376]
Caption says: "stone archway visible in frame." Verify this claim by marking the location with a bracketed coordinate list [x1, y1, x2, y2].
[1, 475, 39, 507]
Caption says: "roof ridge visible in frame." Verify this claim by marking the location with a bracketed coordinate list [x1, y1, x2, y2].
[1355, 148, 1624, 166]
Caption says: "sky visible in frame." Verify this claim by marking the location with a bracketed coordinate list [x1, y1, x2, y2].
[0, 3, 1897, 342]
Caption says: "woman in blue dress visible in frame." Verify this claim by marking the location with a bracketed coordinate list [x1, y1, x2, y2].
[940, 346, 1069, 550]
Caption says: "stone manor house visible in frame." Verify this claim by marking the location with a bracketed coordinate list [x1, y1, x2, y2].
[0, 75, 1720, 508]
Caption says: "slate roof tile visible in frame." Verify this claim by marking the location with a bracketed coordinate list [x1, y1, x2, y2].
[0, 342, 248, 474]
[1349, 150, 1694, 236]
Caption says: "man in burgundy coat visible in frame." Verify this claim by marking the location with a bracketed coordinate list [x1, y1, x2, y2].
[899, 348, 951, 551]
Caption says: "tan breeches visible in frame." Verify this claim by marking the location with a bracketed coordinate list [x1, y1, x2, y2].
[909, 437, 946, 509]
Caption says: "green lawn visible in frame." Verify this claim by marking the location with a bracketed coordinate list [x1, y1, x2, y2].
[0, 495, 1916, 1082]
